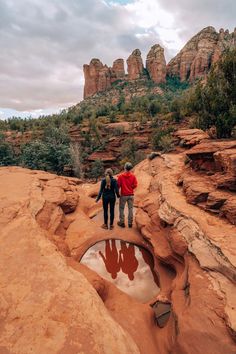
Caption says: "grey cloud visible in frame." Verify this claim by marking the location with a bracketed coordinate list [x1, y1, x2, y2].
[158, 0, 235, 40]
[0, 0, 235, 112]
[0, 0, 149, 110]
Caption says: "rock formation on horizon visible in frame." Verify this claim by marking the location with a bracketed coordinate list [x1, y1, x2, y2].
[83, 58, 126, 98]
[127, 49, 144, 80]
[83, 59, 110, 98]
[146, 44, 166, 83]
[112, 58, 125, 79]
[167, 26, 236, 81]
[83, 26, 236, 99]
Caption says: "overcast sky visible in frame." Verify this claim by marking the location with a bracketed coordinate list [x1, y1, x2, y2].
[0, 0, 235, 119]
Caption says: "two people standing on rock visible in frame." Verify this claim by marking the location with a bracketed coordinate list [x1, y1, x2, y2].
[96, 162, 138, 229]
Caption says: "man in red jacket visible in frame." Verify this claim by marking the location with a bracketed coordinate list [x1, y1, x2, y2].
[117, 162, 138, 228]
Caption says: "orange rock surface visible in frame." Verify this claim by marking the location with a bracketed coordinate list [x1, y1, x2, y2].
[0, 153, 235, 354]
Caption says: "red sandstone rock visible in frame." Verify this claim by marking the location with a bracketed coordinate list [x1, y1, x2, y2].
[186, 140, 236, 159]
[0, 167, 143, 354]
[173, 128, 209, 147]
[83, 58, 125, 98]
[112, 58, 125, 80]
[98, 64, 111, 92]
[214, 173, 236, 191]
[87, 151, 117, 162]
[61, 190, 79, 214]
[168, 229, 188, 256]
[182, 177, 214, 204]
[127, 49, 144, 80]
[83, 58, 103, 98]
[205, 191, 227, 212]
[214, 148, 236, 176]
[185, 140, 236, 173]
[146, 44, 166, 83]
[83, 59, 114, 98]
[167, 26, 236, 81]
[221, 198, 236, 224]
[1, 153, 236, 354]
[212, 28, 236, 63]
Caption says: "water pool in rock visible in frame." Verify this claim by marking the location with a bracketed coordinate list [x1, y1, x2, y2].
[80, 239, 160, 302]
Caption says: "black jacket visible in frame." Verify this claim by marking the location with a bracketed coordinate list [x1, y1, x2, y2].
[96, 177, 120, 201]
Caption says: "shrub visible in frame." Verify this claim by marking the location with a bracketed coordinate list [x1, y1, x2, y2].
[89, 159, 104, 181]
[113, 126, 125, 136]
[149, 100, 161, 116]
[120, 138, 138, 165]
[21, 140, 51, 171]
[152, 127, 175, 150]
[21, 125, 72, 174]
[185, 49, 236, 138]
[0, 135, 16, 166]
[158, 135, 173, 152]
[109, 111, 117, 123]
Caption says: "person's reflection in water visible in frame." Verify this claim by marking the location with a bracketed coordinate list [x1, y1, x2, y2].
[99, 240, 120, 279]
[119, 241, 138, 280]
[140, 248, 160, 286]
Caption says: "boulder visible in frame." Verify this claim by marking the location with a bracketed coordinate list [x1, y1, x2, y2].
[221, 198, 236, 224]
[182, 177, 214, 204]
[214, 148, 236, 176]
[186, 140, 236, 171]
[173, 128, 209, 147]
[215, 173, 236, 191]
[205, 191, 227, 212]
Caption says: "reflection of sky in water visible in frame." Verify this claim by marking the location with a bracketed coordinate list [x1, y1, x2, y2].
[81, 240, 160, 302]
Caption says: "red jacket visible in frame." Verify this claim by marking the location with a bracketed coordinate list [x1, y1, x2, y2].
[117, 172, 138, 196]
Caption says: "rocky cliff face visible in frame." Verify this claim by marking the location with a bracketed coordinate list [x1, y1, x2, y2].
[83, 26, 236, 98]
[83, 59, 110, 98]
[167, 26, 236, 81]
[146, 44, 166, 83]
[112, 58, 125, 80]
[83, 58, 126, 98]
[127, 49, 144, 80]
[83, 48, 154, 98]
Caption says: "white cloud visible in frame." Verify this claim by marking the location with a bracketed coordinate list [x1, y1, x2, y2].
[125, 0, 174, 28]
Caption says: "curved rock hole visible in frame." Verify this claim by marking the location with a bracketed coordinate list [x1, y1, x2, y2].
[80, 239, 160, 303]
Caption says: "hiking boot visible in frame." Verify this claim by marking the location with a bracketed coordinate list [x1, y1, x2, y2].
[117, 221, 125, 228]
[128, 224, 133, 228]
[101, 224, 108, 229]
[110, 225, 114, 230]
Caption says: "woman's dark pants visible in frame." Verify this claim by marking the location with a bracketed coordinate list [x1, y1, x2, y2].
[103, 196, 116, 226]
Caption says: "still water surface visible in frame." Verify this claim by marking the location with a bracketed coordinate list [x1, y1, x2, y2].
[81, 239, 160, 302]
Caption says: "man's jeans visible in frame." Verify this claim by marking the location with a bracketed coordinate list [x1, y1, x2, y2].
[119, 195, 134, 225]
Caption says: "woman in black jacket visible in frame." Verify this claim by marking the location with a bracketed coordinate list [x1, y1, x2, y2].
[96, 168, 120, 229]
